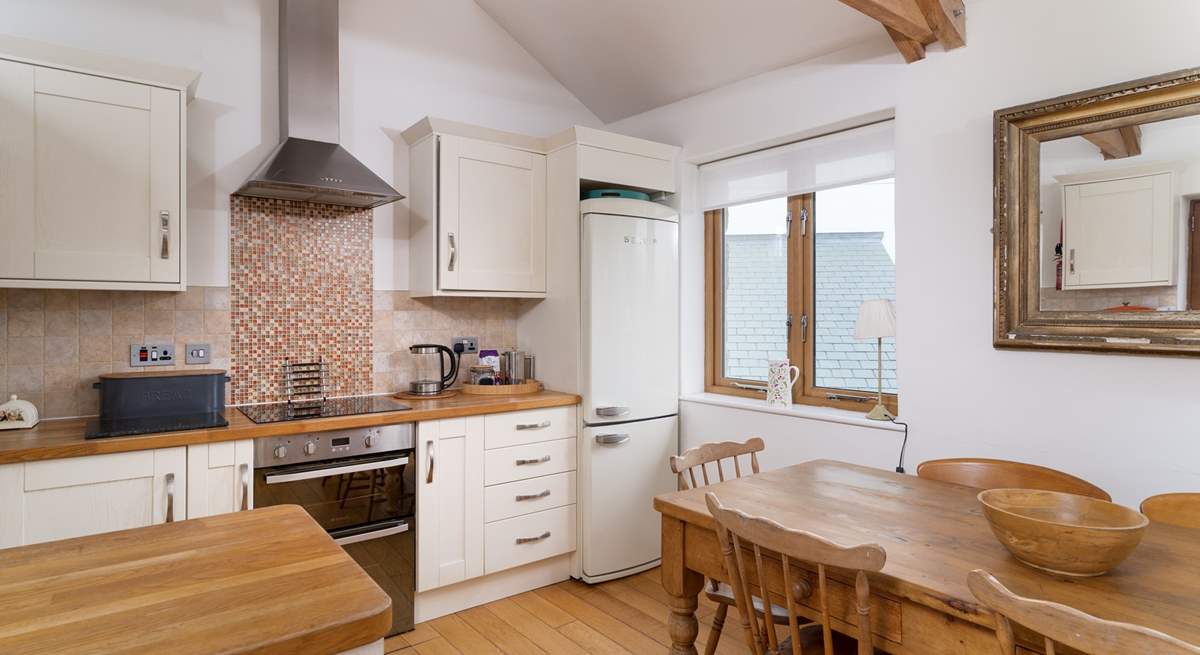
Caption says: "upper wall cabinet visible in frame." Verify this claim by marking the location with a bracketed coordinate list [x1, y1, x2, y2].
[0, 36, 198, 291]
[402, 118, 679, 298]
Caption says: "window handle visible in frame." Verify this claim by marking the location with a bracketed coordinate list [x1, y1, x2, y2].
[734, 383, 767, 393]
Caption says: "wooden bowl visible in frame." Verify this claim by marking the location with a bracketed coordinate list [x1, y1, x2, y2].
[979, 489, 1149, 577]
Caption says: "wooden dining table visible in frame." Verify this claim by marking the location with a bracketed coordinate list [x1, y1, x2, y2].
[653, 460, 1200, 655]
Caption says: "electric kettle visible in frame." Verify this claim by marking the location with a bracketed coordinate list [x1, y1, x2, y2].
[409, 344, 458, 395]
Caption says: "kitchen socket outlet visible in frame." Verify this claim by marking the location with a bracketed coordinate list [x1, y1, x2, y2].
[453, 336, 479, 354]
[185, 342, 212, 365]
[129, 342, 175, 367]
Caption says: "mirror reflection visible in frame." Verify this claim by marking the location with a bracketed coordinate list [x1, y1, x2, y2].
[1038, 114, 1200, 312]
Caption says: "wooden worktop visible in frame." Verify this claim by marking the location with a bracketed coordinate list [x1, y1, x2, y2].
[0, 505, 390, 654]
[0, 390, 580, 464]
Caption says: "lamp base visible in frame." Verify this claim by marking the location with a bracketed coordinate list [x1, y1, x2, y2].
[865, 403, 893, 421]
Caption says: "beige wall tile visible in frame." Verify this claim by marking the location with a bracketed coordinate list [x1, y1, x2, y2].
[112, 292, 144, 311]
[78, 290, 112, 310]
[42, 391, 77, 419]
[9, 310, 44, 337]
[7, 289, 42, 310]
[144, 292, 176, 312]
[43, 290, 78, 312]
[79, 310, 113, 336]
[7, 365, 42, 393]
[144, 309, 175, 335]
[204, 287, 230, 311]
[44, 311, 78, 337]
[44, 336, 79, 365]
[44, 364, 78, 392]
[174, 287, 204, 310]
[373, 290, 395, 311]
[204, 310, 230, 335]
[8, 337, 43, 365]
[175, 310, 205, 336]
[111, 309, 144, 336]
[80, 335, 111, 363]
[0, 311, 6, 338]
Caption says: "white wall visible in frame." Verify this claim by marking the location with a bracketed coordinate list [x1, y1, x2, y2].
[0, 0, 601, 288]
[610, 0, 1200, 505]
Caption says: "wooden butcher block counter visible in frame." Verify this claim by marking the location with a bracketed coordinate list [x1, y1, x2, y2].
[0, 390, 581, 464]
[0, 505, 390, 655]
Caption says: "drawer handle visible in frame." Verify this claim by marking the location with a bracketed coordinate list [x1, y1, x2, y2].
[595, 406, 630, 418]
[516, 421, 551, 431]
[595, 433, 631, 446]
[516, 455, 551, 466]
[516, 531, 551, 545]
[515, 490, 551, 502]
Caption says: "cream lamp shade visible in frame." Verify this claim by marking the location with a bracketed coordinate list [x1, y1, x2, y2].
[855, 299, 896, 339]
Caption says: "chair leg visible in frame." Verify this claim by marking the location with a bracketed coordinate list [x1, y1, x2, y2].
[704, 603, 728, 655]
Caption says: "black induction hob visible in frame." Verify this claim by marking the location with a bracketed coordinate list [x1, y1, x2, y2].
[238, 395, 412, 424]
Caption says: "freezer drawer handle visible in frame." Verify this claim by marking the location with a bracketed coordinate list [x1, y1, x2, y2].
[515, 455, 551, 466]
[595, 433, 631, 446]
[516, 421, 551, 430]
[515, 531, 551, 545]
[595, 406, 630, 418]
[515, 489, 551, 502]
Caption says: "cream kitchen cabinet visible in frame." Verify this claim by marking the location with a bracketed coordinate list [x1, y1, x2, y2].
[0, 36, 197, 290]
[186, 440, 254, 518]
[404, 119, 547, 298]
[414, 405, 578, 592]
[1061, 171, 1175, 290]
[415, 416, 485, 591]
[0, 447, 187, 548]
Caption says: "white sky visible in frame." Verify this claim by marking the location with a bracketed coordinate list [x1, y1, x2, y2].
[725, 178, 896, 260]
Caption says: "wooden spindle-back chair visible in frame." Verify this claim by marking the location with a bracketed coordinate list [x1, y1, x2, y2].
[916, 458, 1111, 501]
[706, 492, 887, 655]
[967, 570, 1200, 655]
[1140, 493, 1200, 529]
[670, 438, 780, 654]
[671, 437, 764, 490]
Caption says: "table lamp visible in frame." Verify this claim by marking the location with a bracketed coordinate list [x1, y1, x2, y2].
[855, 299, 896, 421]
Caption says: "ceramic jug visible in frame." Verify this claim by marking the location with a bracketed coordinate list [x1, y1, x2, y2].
[766, 360, 800, 407]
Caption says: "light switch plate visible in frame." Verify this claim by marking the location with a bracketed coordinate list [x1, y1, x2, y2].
[185, 342, 211, 365]
[130, 342, 175, 367]
[453, 336, 479, 354]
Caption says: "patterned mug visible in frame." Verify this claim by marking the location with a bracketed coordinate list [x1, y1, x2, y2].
[766, 360, 800, 407]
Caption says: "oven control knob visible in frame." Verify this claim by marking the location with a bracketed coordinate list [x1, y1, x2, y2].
[364, 432, 377, 448]
[303, 441, 317, 456]
[273, 445, 287, 459]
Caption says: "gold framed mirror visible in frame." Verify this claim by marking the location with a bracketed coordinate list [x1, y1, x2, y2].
[994, 68, 1200, 356]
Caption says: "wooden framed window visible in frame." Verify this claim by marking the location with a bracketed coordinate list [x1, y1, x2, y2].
[705, 181, 899, 414]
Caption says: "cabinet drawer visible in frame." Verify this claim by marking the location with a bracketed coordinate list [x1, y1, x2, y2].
[485, 471, 576, 522]
[484, 438, 576, 486]
[578, 145, 674, 193]
[485, 406, 576, 449]
[484, 504, 576, 575]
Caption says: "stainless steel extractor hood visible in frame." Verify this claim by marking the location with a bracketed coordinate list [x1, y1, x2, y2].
[235, 0, 403, 209]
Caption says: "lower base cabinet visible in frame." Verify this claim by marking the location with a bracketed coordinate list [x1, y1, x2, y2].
[416, 405, 579, 592]
[0, 439, 256, 548]
[0, 447, 187, 548]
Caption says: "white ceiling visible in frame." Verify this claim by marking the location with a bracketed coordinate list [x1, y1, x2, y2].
[474, 0, 886, 123]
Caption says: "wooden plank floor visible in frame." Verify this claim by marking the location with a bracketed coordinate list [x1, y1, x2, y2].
[384, 567, 753, 654]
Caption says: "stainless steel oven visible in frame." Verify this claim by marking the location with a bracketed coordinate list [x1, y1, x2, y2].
[254, 423, 415, 635]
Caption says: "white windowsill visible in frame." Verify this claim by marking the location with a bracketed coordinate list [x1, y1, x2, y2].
[680, 392, 905, 432]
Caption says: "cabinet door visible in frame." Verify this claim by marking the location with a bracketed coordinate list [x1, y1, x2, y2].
[6, 448, 186, 546]
[31, 67, 181, 283]
[0, 60, 35, 279]
[438, 135, 546, 293]
[1063, 172, 1173, 289]
[415, 417, 484, 592]
[187, 440, 253, 518]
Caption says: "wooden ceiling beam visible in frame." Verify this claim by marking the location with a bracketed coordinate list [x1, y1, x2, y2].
[840, 0, 966, 63]
[1082, 125, 1143, 160]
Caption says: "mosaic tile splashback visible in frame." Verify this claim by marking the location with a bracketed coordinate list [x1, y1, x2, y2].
[230, 196, 373, 404]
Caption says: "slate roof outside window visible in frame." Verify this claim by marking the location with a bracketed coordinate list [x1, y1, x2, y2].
[722, 231, 896, 394]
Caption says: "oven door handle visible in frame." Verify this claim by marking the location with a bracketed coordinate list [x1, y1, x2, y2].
[332, 521, 410, 547]
[264, 456, 409, 485]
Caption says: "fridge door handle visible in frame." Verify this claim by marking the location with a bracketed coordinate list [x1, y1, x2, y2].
[595, 433, 631, 446]
[595, 406, 630, 418]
